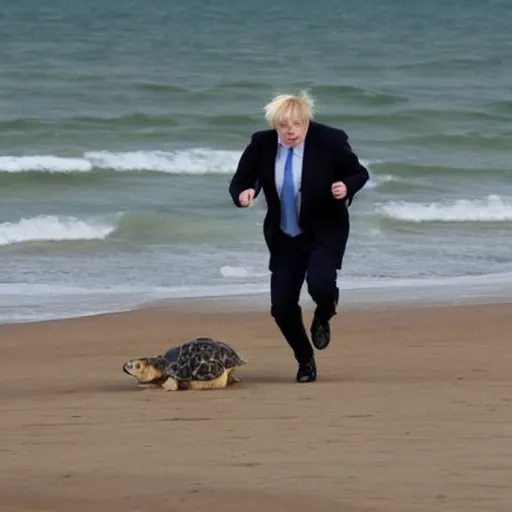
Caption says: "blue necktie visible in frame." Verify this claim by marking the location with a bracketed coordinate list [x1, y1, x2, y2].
[280, 147, 301, 236]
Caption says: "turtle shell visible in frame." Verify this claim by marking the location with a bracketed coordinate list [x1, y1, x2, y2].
[163, 337, 245, 381]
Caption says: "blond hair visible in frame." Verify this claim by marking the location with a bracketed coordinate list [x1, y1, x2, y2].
[263, 90, 315, 128]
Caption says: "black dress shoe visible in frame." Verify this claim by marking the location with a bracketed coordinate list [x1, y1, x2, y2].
[311, 315, 330, 350]
[296, 358, 317, 383]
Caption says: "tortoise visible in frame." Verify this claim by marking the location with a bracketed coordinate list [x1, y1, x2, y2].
[122, 337, 246, 391]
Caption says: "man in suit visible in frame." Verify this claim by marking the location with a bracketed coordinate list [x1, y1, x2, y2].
[228, 91, 369, 383]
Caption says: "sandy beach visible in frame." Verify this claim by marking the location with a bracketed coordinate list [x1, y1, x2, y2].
[1, 299, 512, 511]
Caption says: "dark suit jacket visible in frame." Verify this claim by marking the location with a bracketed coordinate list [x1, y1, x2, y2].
[228, 121, 369, 266]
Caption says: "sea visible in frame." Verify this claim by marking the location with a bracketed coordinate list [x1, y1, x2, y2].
[1, 0, 511, 323]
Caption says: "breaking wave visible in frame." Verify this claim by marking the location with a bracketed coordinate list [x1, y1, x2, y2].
[0, 148, 374, 177]
[377, 194, 512, 222]
[0, 149, 241, 175]
[0, 215, 115, 246]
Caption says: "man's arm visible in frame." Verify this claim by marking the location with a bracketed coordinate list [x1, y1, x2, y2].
[228, 135, 262, 207]
[332, 130, 369, 206]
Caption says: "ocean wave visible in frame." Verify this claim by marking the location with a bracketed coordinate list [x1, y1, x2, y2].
[0, 155, 93, 173]
[319, 112, 420, 128]
[0, 149, 374, 176]
[303, 84, 408, 106]
[0, 113, 178, 131]
[488, 99, 512, 115]
[377, 194, 512, 222]
[0, 211, 248, 247]
[219, 265, 268, 279]
[130, 82, 190, 94]
[391, 55, 495, 71]
[370, 161, 511, 179]
[0, 216, 115, 246]
[0, 112, 254, 132]
[0, 149, 241, 174]
[394, 132, 511, 151]
[84, 149, 242, 173]
[387, 107, 512, 123]
[4, 106, 509, 136]
[365, 171, 395, 189]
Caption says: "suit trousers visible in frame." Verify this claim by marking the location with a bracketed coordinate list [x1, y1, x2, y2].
[269, 229, 340, 364]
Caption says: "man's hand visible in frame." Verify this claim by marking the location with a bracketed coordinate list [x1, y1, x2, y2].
[331, 181, 347, 200]
[238, 188, 256, 207]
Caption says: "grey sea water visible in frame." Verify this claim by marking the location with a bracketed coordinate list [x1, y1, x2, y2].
[1, 0, 512, 322]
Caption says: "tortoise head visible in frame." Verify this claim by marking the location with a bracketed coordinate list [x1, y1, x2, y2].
[122, 356, 167, 384]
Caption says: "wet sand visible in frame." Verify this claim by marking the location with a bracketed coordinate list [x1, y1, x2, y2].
[1, 300, 512, 511]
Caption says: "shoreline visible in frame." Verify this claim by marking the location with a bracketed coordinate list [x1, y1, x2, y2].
[3, 270, 512, 326]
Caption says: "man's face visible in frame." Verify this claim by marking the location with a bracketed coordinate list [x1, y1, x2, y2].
[276, 117, 308, 147]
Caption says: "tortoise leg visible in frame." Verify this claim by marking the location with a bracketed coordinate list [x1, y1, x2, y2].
[227, 368, 241, 385]
[188, 369, 229, 390]
[161, 377, 179, 391]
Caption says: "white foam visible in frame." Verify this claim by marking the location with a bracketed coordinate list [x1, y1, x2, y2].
[84, 149, 242, 174]
[377, 194, 512, 222]
[0, 155, 92, 172]
[0, 149, 241, 175]
[0, 215, 115, 246]
[366, 171, 394, 189]
[220, 265, 250, 278]
[219, 265, 268, 279]
[4, 271, 512, 324]
[0, 149, 373, 176]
